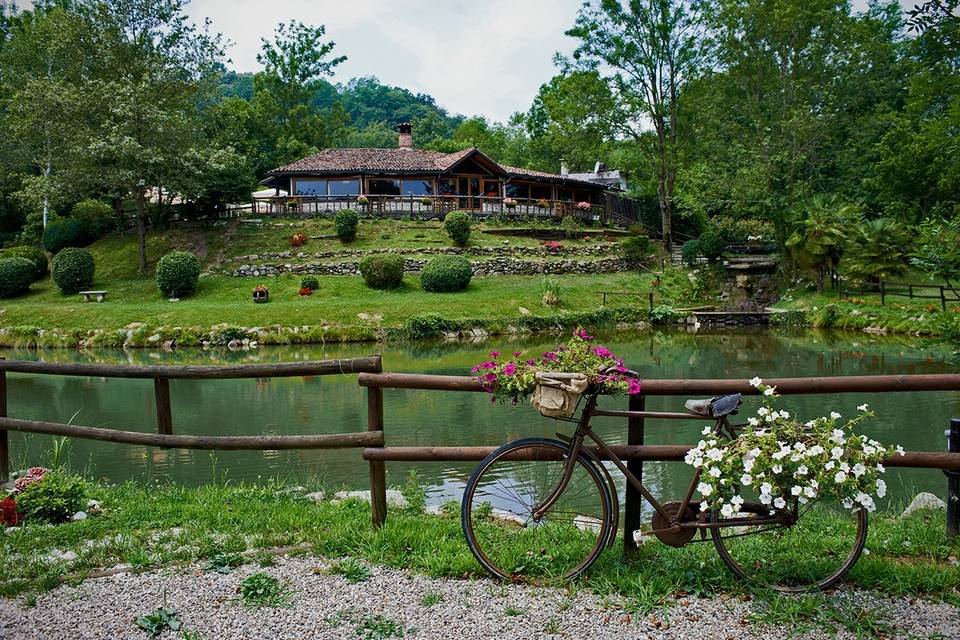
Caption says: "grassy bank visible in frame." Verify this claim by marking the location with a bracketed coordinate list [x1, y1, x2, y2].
[2, 481, 958, 616]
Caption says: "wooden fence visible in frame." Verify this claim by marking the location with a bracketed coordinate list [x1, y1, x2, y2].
[358, 372, 960, 543]
[838, 279, 960, 311]
[0, 357, 384, 482]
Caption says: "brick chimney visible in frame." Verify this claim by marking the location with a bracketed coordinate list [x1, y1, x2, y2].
[397, 122, 412, 149]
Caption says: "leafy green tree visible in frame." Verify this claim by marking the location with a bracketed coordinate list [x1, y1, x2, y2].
[840, 218, 911, 283]
[911, 217, 960, 297]
[566, 0, 706, 250]
[785, 195, 859, 291]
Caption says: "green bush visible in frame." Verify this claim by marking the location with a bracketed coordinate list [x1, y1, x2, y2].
[620, 235, 652, 263]
[561, 215, 579, 239]
[358, 254, 404, 289]
[72, 199, 118, 237]
[420, 255, 472, 292]
[0, 258, 36, 298]
[300, 275, 319, 291]
[698, 230, 726, 262]
[156, 250, 202, 298]
[404, 312, 449, 339]
[681, 239, 701, 267]
[19, 211, 59, 245]
[649, 305, 678, 325]
[627, 223, 648, 237]
[42, 217, 92, 254]
[51, 247, 95, 294]
[335, 209, 359, 242]
[16, 470, 87, 523]
[443, 211, 471, 246]
[1, 246, 48, 281]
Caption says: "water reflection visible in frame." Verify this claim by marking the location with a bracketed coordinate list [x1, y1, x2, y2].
[4, 328, 957, 515]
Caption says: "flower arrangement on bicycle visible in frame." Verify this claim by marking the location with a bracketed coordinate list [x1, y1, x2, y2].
[685, 377, 902, 518]
[471, 328, 641, 405]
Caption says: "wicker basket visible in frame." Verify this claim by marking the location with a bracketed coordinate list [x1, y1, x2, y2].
[531, 372, 589, 418]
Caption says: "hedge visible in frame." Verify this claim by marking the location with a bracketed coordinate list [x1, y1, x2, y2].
[358, 254, 404, 289]
[443, 211, 471, 246]
[156, 250, 202, 298]
[51, 247, 95, 294]
[42, 218, 92, 254]
[420, 255, 472, 292]
[0, 258, 36, 298]
[335, 209, 359, 242]
[1, 246, 48, 281]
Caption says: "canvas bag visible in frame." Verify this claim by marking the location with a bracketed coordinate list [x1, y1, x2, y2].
[531, 371, 589, 418]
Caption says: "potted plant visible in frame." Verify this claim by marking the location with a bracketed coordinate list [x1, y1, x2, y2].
[290, 232, 307, 248]
[299, 275, 318, 296]
[576, 201, 592, 211]
[503, 197, 518, 209]
[356, 195, 369, 206]
[536, 198, 549, 209]
[286, 198, 299, 211]
[252, 285, 269, 303]
[420, 196, 433, 207]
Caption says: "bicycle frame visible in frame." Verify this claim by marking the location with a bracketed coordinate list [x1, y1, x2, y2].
[532, 392, 789, 538]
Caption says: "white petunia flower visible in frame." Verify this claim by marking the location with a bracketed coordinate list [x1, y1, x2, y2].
[858, 403, 869, 412]
[852, 463, 866, 477]
[876, 479, 886, 498]
[747, 417, 760, 427]
[764, 387, 776, 396]
[731, 495, 744, 508]
[697, 482, 713, 497]
[826, 460, 836, 470]
[749, 376, 763, 388]
[780, 410, 790, 419]
[831, 446, 844, 460]
[772, 464, 783, 474]
[803, 486, 816, 498]
[840, 461, 850, 473]
[791, 485, 802, 496]
[709, 467, 721, 477]
[773, 497, 786, 509]
[740, 473, 753, 485]
[798, 496, 808, 504]
[700, 501, 709, 512]
[830, 411, 842, 420]
[895, 445, 905, 456]
[760, 493, 773, 505]
[834, 471, 848, 484]
[720, 503, 735, 518]
[757, 407, 769, 416]
[877, 463, 885, 474]
[795, 465, 808, 476]
[702, 426, 712, 435]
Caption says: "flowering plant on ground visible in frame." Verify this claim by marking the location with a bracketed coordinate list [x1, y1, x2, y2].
[685, 378, 904, 517]
[472, 327, 641, 404]
[14, 466, 47, 493]
[356, 195, 369, 205]
[290, 232, 307, 247]
[503, 197, 518, 208]
[1, 494, 20, 526]
[542, 240, 563, 252]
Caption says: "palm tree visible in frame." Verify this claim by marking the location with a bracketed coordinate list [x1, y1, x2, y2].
[785, 195, 859, 291]
[841, 218, 911, 284]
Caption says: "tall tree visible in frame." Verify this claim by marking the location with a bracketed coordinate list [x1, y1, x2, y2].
[567, 0, 705, 249]
[77, 0, 226, 272]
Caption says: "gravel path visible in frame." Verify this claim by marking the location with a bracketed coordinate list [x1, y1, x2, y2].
[1, 555, 957, 640]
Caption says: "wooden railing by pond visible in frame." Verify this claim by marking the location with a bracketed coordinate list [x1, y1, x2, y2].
[838, 279, 960, 311]
[358, 372, 960, 544]
[251, 194, 609, 223]
[0, 357, 384, 482]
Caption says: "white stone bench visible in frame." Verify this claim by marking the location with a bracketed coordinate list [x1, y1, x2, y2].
[79, 290, 107, 303]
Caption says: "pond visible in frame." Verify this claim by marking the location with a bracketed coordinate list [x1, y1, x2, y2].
[4, 329, 958, 516]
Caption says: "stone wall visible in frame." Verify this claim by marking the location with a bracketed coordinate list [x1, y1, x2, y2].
[232, 256, 634, 278]
[228, 243, 621, 263]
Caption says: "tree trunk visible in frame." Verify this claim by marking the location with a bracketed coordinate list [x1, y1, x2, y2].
[135, 189, 147, 274]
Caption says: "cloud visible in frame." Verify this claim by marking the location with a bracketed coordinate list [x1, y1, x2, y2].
[187, 0, 581, 121]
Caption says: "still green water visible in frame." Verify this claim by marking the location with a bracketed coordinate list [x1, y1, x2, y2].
[4, 329, 958, 514]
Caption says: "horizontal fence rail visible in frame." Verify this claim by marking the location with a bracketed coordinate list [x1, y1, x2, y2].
[359, 371, 960, 543]
[0, 356, 384, 482]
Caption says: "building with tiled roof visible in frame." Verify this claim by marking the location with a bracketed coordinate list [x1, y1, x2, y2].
[256, 124, 626, 219]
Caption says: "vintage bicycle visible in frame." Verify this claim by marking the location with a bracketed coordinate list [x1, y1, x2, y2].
[460, 367, 868, 592]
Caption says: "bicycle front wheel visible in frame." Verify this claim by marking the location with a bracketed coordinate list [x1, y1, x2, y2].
[711, 497, 868, 592]
[461, 438, 612, 583]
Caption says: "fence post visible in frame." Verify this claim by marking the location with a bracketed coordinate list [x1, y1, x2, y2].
[880, 281, 886, 306]
[368, 385, 387, 528]
[623, 393, 645, 555]
[0, 370, 7, 483]
[154, 377, 173, 437]
[648, 290, 654, 313]
[947, 419, 959, 538]
[941, 286, 947, 312]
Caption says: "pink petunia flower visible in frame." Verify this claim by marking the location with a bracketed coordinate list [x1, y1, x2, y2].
[490, 351, 501, 358]
[627, 379, 642, 395]
[503, 363, 517, 376]
[483, 372, 497, 383]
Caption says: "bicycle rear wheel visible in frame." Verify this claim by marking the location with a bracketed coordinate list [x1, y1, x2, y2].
[461, 438, 612, 583]
[711, 497, 868, 592]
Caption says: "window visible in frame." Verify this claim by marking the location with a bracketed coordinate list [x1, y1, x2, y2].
[368, 179, 401, 195]
[557, 188, 573, 202]
[328, 179, 360, 196]
[530, 184, 552, 200]
[401, 180, 433, 196]
[576, 190, 592, 203]
[294, 179, 327, 196]
[437, 178, 456, 195]
[504, 183, 529, 199]
[482, 180, 501, 197]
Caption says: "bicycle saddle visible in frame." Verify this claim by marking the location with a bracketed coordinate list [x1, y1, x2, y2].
[684, 393, 742, 418]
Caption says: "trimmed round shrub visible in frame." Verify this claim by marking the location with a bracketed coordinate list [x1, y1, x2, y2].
[51, 247, 95, 294]
[335, 209, 359, 242]
[681, 239, 701, 268]
[156, 250, 202, 298]
[42, 217, 92, 254]
[300, 275, 319, 291]
[15, 470, 87, 524]
[698, 230, 726, 262]
[620, 235, 652, 263]
[358, 254, 404, 289]
[443, 211, 471, 246]
[0, 258, 36, 298]
[421, 255, 472, 292]
[1, 245, 48, 281]
[72, 199, 118, 237]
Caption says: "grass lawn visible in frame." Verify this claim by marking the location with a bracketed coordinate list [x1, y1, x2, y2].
[1, 480, 957, 636]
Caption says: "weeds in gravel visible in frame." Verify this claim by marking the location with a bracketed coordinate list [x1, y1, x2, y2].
[328, 557, 373, 583]
[355, 614, 409, 640]
[236, 572, 291, 608]
[749, 591, 896, 638]
[544, 617, 563, 634]
[135, 596, 182, 637]
[420, 591, 443, 607]
[203, 552, 243, 574]
[503, 605, 525, 617]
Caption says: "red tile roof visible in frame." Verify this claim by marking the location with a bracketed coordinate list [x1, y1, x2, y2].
[269, 147, 607, 189]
